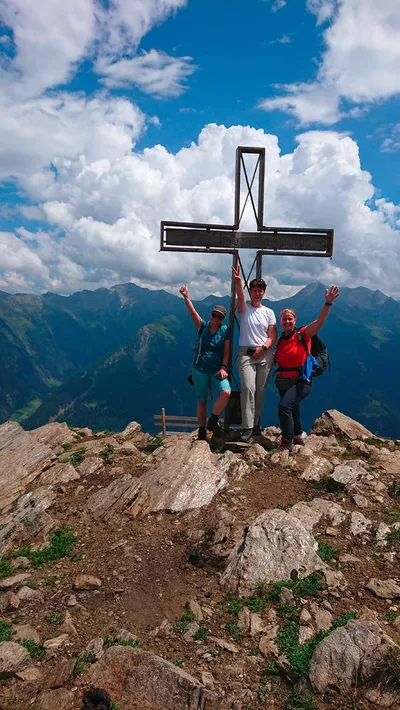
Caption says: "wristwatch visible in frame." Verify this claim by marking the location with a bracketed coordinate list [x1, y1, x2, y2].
[262, 345, 268, 351]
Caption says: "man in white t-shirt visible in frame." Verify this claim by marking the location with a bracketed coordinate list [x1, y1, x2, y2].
[232, 266, 277, 442]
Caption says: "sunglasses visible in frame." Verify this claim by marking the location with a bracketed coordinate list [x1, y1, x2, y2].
[211, 311, 224, 320]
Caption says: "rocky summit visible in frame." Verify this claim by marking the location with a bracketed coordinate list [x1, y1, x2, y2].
[0, 410, 399, 710]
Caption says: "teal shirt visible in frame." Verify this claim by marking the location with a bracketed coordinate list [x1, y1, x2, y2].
[194, 319, 232, 375]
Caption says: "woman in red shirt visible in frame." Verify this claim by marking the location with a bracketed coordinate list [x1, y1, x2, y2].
[275, 285, 339, 453]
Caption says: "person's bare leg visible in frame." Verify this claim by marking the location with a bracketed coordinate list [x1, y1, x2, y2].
[197, 401, 207, 426]
[212, 389, 231, 416]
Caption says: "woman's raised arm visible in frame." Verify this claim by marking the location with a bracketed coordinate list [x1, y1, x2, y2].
[232, 265, 246, 313]
[179, 285, 203, 331]
[303, 285, 339, 340]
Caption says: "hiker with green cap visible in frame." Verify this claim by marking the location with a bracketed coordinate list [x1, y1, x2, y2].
[180, 284, 231, 439]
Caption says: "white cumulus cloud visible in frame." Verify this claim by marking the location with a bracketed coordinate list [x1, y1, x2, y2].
[260, 0, 400, 124]
[0, 93, 146, 194]
[0, 0, 192, 101]
[1, 123, 400, 300]
[97, 49, 195, 97]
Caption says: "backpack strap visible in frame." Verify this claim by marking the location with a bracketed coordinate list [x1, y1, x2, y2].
[275, 329, 307, 375]
[296, 327, 310, 355]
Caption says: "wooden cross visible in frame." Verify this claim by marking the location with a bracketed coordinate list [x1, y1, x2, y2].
[160, 145, 334, 343]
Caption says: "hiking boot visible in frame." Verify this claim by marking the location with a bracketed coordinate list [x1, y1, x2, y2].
[275, 438, 293, 454]
[253, 423, 262, 436]
[293, 436, 305, 446]
[236, 428, 253, 443]
[206, 416, 225, 438]
[198, 427, 207, 441]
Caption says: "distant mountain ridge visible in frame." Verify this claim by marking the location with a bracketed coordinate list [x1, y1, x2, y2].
[1, 281, 400, 437]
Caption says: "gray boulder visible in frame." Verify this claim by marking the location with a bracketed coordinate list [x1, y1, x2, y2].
[0, 422, 55, 515]
[366, 578, 400, 599]
[127, 438, 234, 516]
[221, 509, 322, 596]
[0, 641, 33, 679]
[290, 498, 345, 531]
[329, 460, 369, 490]
[84, 645, 222, 709]
[311, 410, 374, 439]
[301, 456, 334, 482]
[88, 474, 140, 521]
[309, 618, 393, 694]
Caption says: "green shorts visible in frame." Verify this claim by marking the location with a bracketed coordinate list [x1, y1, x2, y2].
[192, 367, 231, 402]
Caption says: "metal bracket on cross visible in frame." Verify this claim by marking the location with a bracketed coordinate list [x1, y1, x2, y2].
[160, 145, 334, 362]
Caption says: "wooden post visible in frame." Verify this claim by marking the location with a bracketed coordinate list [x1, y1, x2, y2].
[256, 251, 263, 280]
[161, 408, 166, 437]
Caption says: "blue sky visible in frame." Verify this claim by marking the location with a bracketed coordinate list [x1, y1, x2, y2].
[0, 0, 399, 299]
[138, 0, 399, 201]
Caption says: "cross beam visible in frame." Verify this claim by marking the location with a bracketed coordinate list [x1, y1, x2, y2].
[160, 146, 334, 258]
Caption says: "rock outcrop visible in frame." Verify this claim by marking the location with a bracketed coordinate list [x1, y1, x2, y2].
[309, 617, 394, 694]
[127, 438, 238, 516]
[221, 509, 322, 595]
[311, 409, 374, 440]
[84, 645, 222, 710]
[0, 421, 73, 514]
[1, 410, 399, 710]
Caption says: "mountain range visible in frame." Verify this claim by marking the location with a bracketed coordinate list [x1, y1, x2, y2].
[1, 281, 399, 437]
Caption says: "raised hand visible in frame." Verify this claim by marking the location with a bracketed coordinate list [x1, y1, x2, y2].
[232, 265, 241, 282]
[179, 284, 189, 299]
[325, 285, 339, 304]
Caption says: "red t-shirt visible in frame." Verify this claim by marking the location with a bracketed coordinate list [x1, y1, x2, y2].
[275, 327, 311, 378]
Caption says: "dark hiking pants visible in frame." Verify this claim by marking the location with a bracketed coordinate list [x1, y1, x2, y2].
[278, 380, 312, 443]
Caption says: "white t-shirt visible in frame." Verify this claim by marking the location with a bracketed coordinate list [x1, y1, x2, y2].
[239, 304, 276, 347]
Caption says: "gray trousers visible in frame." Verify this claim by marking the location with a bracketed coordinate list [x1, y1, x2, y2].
[237, 346, 275, 429]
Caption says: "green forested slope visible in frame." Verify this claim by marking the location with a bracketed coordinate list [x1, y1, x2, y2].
[21, 282, 400, 438]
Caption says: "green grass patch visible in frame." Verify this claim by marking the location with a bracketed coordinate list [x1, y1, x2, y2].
[316, 536, 339, 562]
[383, 508, 400, 524]
[115, 638, 140, 649]
[143, 436, 164, 454]
[102, 633, 140, 649]
[386, 527, 400, 548]
[193, 623, 209, 642]
[289, 689, 317, 709]
[172, 658, 184, 667]
[0, 620, 13, 642]
[227, 621, 244, 645]
[43, 575, 57, 586]
[1, 524, 75, 571]
[276, 609, 356, 677]
[362, 437, 387, 448]
[0, 558, 14, 578]
[99, 443, 115, 464]
[331, 612, 356, 629]
[220, 572, 326, 618]
[69, 447, 87, 467]
[20, 639, 46, 660]
[383, 610, 400, 623]
[25, 580, 39, 590]
[44, 612, 63, 625]
[378, 648, 400, 686]
[73, 650, 97, 676]
[70, 552, 83, 562]
[175, 607, 197, 633]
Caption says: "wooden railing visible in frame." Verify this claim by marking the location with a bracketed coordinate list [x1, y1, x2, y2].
[153, 408, 224, 436]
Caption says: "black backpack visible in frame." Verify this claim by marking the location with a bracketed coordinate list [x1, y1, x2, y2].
[276, 329, 330, 378]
